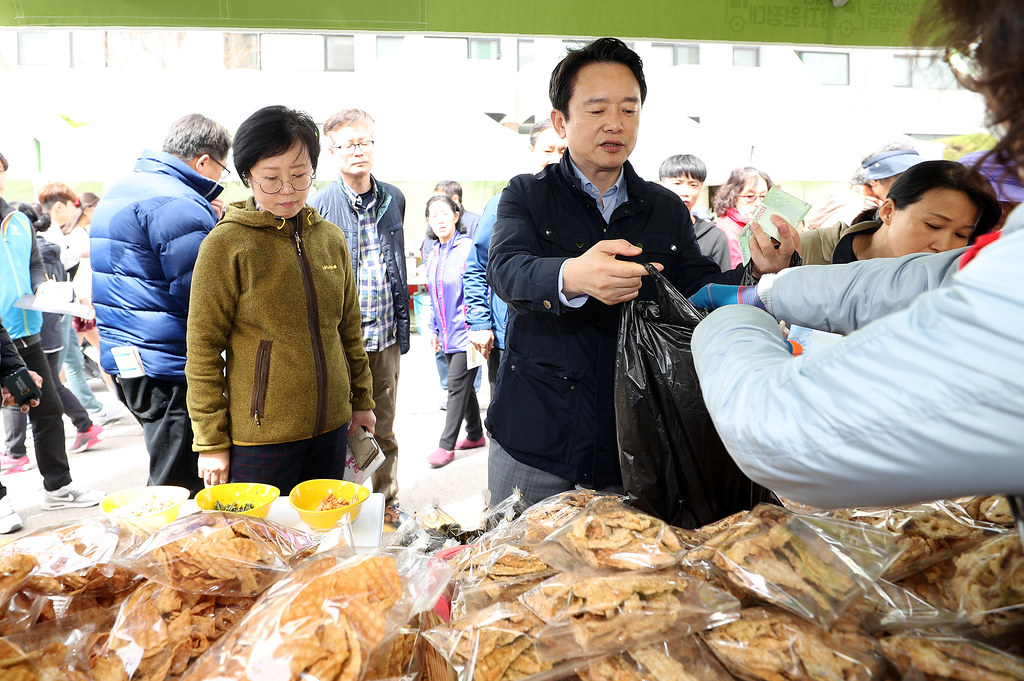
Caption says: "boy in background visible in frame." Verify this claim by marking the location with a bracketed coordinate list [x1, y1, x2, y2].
[659, 154, 731, 271]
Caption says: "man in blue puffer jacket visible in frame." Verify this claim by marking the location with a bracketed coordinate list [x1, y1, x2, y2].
[90, 114, 231, 495]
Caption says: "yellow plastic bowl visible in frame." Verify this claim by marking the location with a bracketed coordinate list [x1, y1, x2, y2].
[289, 479, 369, 530]
[195, 482, 280, 518]
[101, 485, 191, 530]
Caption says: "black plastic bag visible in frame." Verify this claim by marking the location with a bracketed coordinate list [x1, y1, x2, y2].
[615, 265, 774, 529]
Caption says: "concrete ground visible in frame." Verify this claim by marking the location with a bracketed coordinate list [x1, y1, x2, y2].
[1, 330, 492, 539]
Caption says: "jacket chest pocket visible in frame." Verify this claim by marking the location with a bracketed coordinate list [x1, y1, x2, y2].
[539, 225, 592, 256]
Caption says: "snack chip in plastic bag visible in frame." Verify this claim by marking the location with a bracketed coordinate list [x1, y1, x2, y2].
[0, 553, 38, 606]
[119, 512, 316, 596]
[683, 504, 904, 629]
[949, 530, 1024, 639]
[521, 567, 740, 661]
[0, 518, 146, 597]
[422, 601, 576, 681]
[829, 499, 1004, 581]
[181, 552, 404, 681]
[879, 633, 1024, 681]
[92, 578, 256, 680]
[576, 635, 735, 681]
[535, 497, 697, 574]
[497, 488, 621, 546]
[450, 543, 556, 620]
[702, 606, 888, 681]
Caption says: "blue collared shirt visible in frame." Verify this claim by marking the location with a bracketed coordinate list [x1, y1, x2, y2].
[557, 158, 629, 307]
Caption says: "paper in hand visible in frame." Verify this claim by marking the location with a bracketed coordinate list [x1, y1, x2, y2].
[738, 186, 811, 265]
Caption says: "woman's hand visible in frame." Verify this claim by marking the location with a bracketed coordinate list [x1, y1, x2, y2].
[349, 410, 376, 436]
[198, 450, 230, 486]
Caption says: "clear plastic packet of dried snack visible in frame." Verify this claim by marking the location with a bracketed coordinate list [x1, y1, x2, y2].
[0, 607, 116, 680]
[828, 499, 1004, 581]
[90, 577, 256, 680]
[0, 554, 38, 606]
[880, 633, 1024, 680]
[181, 551, 423, 681]
[521, 567, 740, 661]
[702, 606, 888, 681]
[422, 600, 586, 681]
[481, 489, 531, 534]
[361, 610, 434, 681]
[117, 511, 316, 597]
[682, 504, 904, 629]
[954, 494, 1017, 527]
[576, 635, 735, 681]
[949, 531, 1024, 640]
[0, 518, 147, 598]
[534, 497, 699, 574]
[449, 544, 556, 620]
[845, 578, 960, 635]
[489, 488, 624, 546]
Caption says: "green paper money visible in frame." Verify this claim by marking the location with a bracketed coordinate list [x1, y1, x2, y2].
[738, 186, 811, 265]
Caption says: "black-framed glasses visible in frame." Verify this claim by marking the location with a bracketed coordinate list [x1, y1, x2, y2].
[332, 140, 374, 154]
[211, 157, 232, 180]
[252, 173, 315, 194]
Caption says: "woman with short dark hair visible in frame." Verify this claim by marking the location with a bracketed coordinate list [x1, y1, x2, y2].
[186, 105, 375, 493]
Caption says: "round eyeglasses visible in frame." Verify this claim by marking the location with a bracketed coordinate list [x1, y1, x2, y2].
[252, 173, 315, 194]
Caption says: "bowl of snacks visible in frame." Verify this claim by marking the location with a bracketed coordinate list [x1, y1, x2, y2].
[195, 482, 280, 518]
[289, 479, 370, 530]
[102, 485, 191, 530]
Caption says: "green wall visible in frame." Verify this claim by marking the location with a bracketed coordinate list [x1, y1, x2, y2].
[1, 0, 929, 48]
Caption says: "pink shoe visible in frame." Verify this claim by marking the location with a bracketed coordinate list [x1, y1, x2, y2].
[0, 452, 33, 474]
[427, 448, 455, 468]
[69, 424, 105, 454]
[455, 435, 487, 450]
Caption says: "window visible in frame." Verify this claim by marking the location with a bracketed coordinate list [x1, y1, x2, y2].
[517, 38, 534, 70]
[652, 42, 699, 66]
[468, 37, 500, 60]
[18, 31, 51, 66]
[224, 33, 259, 69]
[325, 35, 355, 71]
[71, 31, 107, 68]
[562, 39, 588, 55]
[797, 51, 849, 86]
[893, 54, 958, 89]
[733, 46, 760, 67]
[260, 33, 324, 71]
[425, 36, 469, 60]
[376, 35, 403, 59]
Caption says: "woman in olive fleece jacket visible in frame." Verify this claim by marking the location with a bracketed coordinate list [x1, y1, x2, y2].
[186, 106, 374, 491]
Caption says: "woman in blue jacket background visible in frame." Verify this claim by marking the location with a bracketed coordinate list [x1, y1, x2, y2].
[424, 194, 484, 468]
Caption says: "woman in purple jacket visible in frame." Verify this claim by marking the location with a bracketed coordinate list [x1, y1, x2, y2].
[424, 194, 485, 468]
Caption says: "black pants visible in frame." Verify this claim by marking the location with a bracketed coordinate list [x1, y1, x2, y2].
[439, 352, 483, 450]
[0, 339, 72, 500]
[3, 351, 92, 456]
[116, 375, 203, 495]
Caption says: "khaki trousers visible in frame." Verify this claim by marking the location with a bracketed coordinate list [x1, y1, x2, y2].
[367, 342, 401, 504]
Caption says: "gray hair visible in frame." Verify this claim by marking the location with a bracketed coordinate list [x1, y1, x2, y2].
[162, 113, 232, 163]
[323, 109, 375, 136]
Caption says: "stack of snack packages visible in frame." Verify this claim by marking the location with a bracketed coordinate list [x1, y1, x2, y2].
[423, 490, 1024, 681]
[0, 511, 450, 680]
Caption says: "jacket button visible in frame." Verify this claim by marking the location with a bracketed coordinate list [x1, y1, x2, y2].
[511, 364, 516, 371]
[543, 300, 552, 310]
[576, 241, 584, 249]
[544, 230, 552, 236]
[670, 244, 678, 252]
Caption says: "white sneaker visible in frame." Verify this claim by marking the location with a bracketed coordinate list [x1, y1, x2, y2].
[89, 404, 125, 427]
[0, 498, 24, 534]
[42, 484, 104, 510]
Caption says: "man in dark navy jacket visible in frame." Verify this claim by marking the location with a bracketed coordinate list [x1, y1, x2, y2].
[485, 38, 799, 504]
[91, 114, 231, 495]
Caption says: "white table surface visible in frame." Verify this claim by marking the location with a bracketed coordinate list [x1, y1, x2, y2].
[180, 492, 384, 549]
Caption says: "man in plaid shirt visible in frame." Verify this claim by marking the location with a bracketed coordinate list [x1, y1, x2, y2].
[310, 109, 409, 526]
